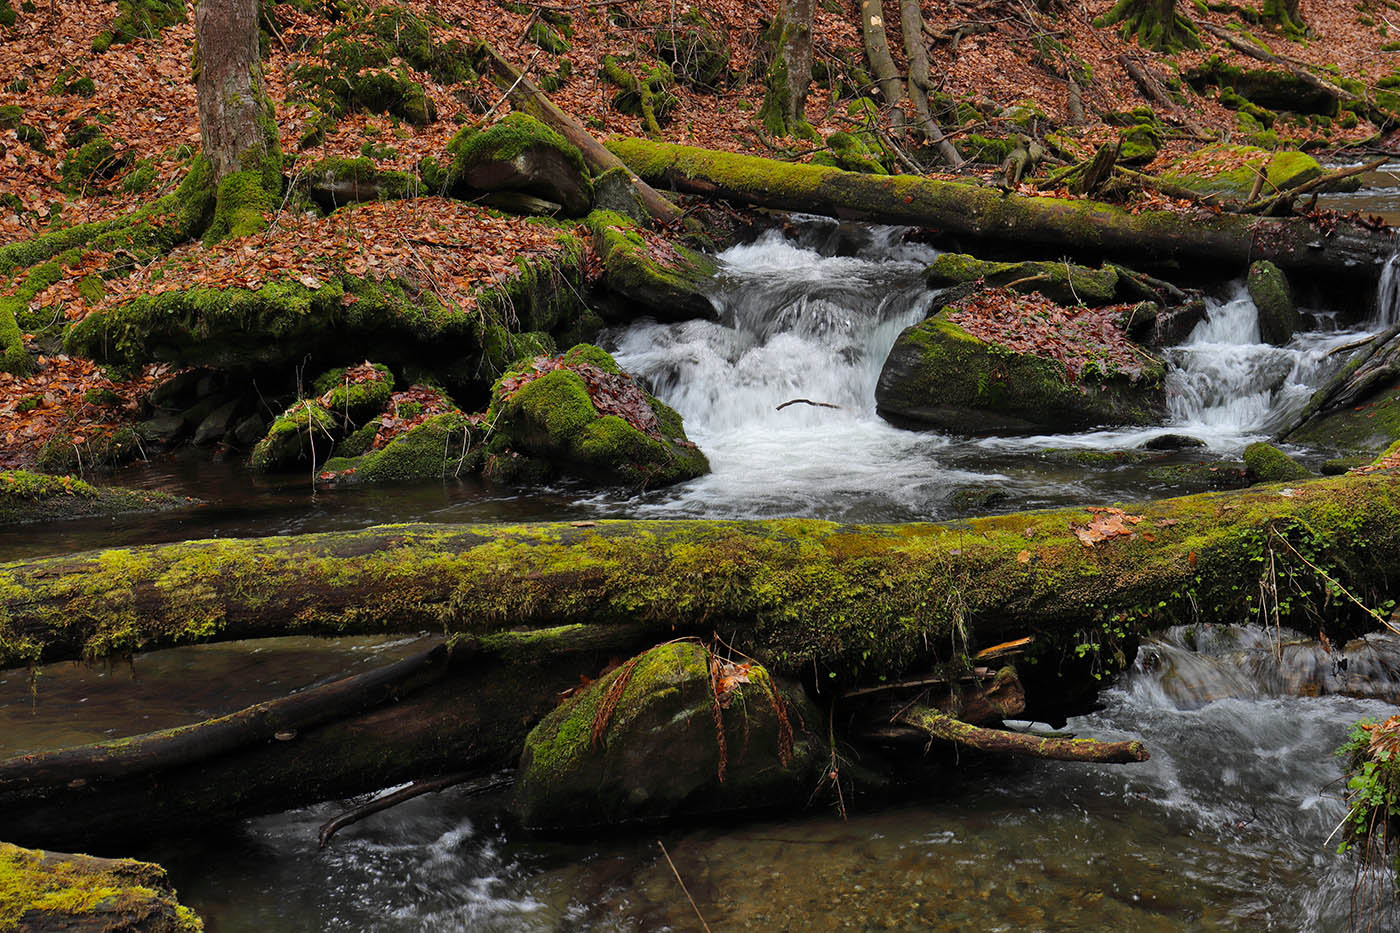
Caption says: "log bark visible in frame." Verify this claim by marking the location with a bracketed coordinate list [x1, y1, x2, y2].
[759, 0, 815, 137]
[899, 0, 962, 166]
[859, 0, 908, 134]
[897, 705, 1150, 763]
[604, 138, 1399, 280]
[3, 475, 1399, 682]
[475, 41, 682, 224]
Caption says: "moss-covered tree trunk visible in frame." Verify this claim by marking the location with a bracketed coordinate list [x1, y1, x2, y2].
[194, 0, 282, 240]
[899, 0, 962, 166]
[759, 0, 815, 138]
[1095, 0, 1200, 52]
[859, 0, 908, 134]
[1261, 0, 1306, 37]
[605, 138, 1397, 280]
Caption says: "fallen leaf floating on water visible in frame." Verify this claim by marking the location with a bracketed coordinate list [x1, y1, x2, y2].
[1072, 506, 1144, 547]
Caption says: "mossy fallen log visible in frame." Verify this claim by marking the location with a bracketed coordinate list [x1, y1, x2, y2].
[2, 474, 1397, 681]
[606, 138, 1396, 280]
[0, 841, 202, 931]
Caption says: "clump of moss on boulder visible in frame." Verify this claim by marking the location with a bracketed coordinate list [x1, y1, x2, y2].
[91, 0, 185, 53]
[302, 156, 422, 209]
[1243, 441, 1312, 483]
[1159, 143, 1347, 199]
[312, 361, 394, 426]
[445, 112, 593, 216]
[0, 842, 203, 931]
[877, 292, 1166, 434]
[0, 469, 192, 524]
[249, 399, 337, 472]
[586, 209, 717, 322]
[514, 640, 821, 830]
[484, 344, 708, 487]
[322, 410, 481, 484]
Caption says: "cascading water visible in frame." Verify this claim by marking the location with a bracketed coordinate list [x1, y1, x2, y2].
[1376, 249, 1400, 328]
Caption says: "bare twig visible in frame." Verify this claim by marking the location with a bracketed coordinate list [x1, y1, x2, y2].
[657, 841, 713, 933]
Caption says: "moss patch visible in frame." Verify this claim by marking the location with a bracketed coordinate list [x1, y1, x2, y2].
[0, 470, 191, 524]
[1160, 143, 1329, 198]
[0, 842, 202, 931]
[1244, 442, 1313, 483]
[927, 253, 1120, 306]
[586, 209, 716, 321]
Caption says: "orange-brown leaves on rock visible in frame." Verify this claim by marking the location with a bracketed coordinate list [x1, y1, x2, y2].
[944, 288, 1150, 382]
[1071, 505, 1144, 547]
[710, 658, 752, 708]
[499, 355, 662, 438]
[371, 385, 468, 450]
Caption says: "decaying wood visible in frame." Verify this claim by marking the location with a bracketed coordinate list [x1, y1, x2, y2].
[1195, 21, 1347, 103]
[1118, 55, 1209, 138]
[897, 705, 1149, 763]
[318, 772, 510, 848]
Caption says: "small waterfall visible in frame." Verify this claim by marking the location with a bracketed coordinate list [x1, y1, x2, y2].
[1377, 248, 1400, 327]
[1166, 286, 1364, 444]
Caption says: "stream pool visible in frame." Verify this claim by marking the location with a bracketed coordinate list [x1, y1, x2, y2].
[3, 214, 1397, 930]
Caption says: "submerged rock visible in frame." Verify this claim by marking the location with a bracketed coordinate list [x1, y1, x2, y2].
[446, 113, 592, 216]
[0, 841, 203, 931]
[484, 344, 708, 487]
[514, 641, 821, 830]
[876, 292, 1166, 434]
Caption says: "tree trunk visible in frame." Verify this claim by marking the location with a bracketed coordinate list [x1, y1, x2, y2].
[1261, 0, 1306, 37]
[194, 0, 282, 240]
[605, 138, 1398, 280]
[759, 0, 815, 138]
[1095, 0, 1200, 53]
[899, 0, 962, 166]
[859, 0, 908, 134]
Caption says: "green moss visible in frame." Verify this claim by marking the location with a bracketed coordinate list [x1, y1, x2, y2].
[322, 411, 480, 483]
[1243, 442, 1312, 483]
[34, 427, 141, 474]
[927, 253, 1120, 306]
[448, 112, 588, 182]
[1118, 123, 1162, 165]
[60, 131, 130, 195]
[313, 362, 394, 425]
[0, 0, 14, 27]
[248, 400, 337, 472]
[91, 0, 184, 53]
[304, 156, 422, 205]
[1160, 143, 1326, 198]
[654, 10, 729, 89]
[0, 297, 27, 375]
[1246, 259, 1299, 345]
[585, 210, 716, 320]
[0, 104, 21, 129]
[0, 469, 189, 524]
[0, 842, 202, 930]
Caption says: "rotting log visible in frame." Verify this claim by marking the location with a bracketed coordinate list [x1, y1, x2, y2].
[604, 138, 1398, 279]
[3, 475, 1399, 681]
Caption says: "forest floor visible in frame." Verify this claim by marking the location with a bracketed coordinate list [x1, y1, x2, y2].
[1, 0, 1396, 467]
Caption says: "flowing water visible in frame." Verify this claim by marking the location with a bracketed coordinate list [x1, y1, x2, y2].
[3, 214, 1398, 929]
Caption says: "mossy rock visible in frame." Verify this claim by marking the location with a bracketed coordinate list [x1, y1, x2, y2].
[0, 469, 192, 524]
[586, 209, 717, 322]
[92, 0, 185, 53]
[249, 400, 337, 472]
[60, 132, 130, 195]
[926, 254, 1120, 306]
[514, 641, 822, 830]
[1185, 58, 1340, 117]
[1158, 143, 1340, 199]
[321, 411, 480, 484]
[486, 344, 708, 488]
[1243, 442, 1312, 483]
[302, 156, 422, 208]
[446, 113, 592, 216]
[35, 428, 141, 474]
[0, 842, 203, 931]
[313, 362, 394, 426]
[1118, 123, 1161, 166]
[1286, 387, 1400, 456]
[1143, 460, 1249, 490]
[818, 131, 888, 175]
[1246, 260, 1300, 346]
[875, 313, 1167, 434]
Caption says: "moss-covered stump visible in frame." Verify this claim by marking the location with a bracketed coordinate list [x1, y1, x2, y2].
[446, 113, 592, 216]
[876, 292, 1166, 434]
[514, 641, 820, 829]
[249, 400, 337, 473]
[1246, 260, 1300, 345]
[0, 471, 192, 525]
[1159, 144, 1331, 199]
[485, 344, 708, 487]
[927, 254, 1120, 306]
[587, 210, 717, 322]
[1243, 442, 1312, 483]
[0, 842, 202, 931]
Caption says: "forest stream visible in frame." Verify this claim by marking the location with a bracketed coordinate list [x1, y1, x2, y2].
[3, 212, 1399, 930]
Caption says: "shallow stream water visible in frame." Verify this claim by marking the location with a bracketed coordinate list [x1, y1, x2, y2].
[3, 209, 1398, 929]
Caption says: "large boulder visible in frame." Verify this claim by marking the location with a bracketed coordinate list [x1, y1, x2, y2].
[587, 210, 718, 322]
[0, 841, 203, 931]
[446, 113, 592, 216]
[876, 291, 1167, 434]
[1247, 260, 1300, 345]
[484, 344, 708, 487]
[513, 641, 823, 830]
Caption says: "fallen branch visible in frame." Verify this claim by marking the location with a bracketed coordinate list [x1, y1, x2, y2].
[1195, 21, 1348, 102]
[896, 705, 1149, 763]
[1237, 158, 1388, 216]
[776, 398, 841, 411]
[318, 772, 511, 848]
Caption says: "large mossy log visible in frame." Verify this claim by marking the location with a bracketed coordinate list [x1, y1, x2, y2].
[605, 138, 1396, 279]
[2, 475, 1397, 679]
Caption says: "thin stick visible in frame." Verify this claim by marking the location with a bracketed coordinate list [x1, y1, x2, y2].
[657, 840, 712, 933]
[776, 398, 841, 411]
[318, 773, 510, 848]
